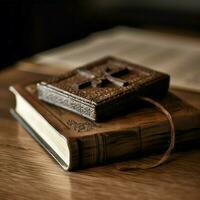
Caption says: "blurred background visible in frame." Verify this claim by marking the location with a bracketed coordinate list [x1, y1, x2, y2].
[1, 0, 200, 68]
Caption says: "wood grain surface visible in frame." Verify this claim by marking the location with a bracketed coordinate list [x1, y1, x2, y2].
[0, 66, 200, 200]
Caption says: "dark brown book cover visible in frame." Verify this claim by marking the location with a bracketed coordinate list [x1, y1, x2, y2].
[10, 81, 200, 171]
[37, 56, 170, 121]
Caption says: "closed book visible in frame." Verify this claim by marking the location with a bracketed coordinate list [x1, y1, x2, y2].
[10, 83, 200, 171]
[37, 56, 170, 121]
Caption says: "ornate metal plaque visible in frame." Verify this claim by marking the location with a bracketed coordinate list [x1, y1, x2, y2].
[37, 56, 170, 121]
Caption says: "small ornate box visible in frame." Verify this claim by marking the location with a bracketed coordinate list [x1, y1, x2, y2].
[37, 56, 170, 121]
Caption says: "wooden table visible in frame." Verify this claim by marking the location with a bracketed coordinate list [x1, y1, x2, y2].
[0, 65, 200, 200]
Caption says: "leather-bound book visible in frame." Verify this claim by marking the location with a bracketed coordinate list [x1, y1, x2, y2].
[37, 57, 170, 121]
[10, 82, 200, 171]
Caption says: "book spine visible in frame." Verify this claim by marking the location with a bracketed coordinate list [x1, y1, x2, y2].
[72, 128, 141, 169]
[69, 113, 200, 170]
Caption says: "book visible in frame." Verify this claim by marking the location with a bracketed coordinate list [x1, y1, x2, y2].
[10, 81, 200, 171]
[37, 56, 169, 121]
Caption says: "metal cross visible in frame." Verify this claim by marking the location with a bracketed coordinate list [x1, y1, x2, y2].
[73, 66, 129, 89]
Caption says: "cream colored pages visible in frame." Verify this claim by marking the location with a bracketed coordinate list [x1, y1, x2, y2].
[33, 27, 200, 92]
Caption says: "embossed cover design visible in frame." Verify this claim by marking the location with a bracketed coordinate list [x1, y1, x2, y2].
[37, 56, 170, 121]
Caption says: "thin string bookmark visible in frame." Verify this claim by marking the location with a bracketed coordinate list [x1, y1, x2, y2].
[117, 96, 176, 171]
